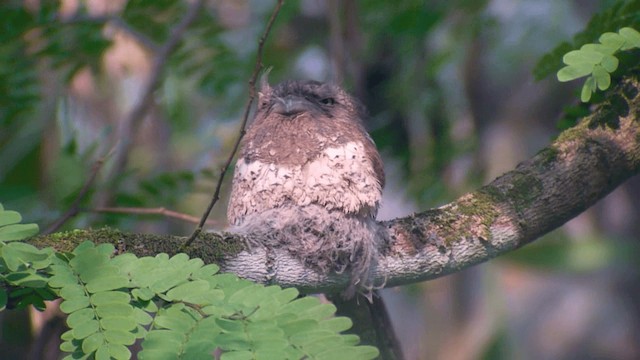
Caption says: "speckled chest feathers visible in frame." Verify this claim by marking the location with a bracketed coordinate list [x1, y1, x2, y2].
[227, 79, 386, 297]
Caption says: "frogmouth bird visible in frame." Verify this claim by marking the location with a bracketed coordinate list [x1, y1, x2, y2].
[227, 79, 385, 297]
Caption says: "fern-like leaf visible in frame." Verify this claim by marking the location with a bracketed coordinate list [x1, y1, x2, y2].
[535, 0, 640, 80]
[556, 27, 640, 101]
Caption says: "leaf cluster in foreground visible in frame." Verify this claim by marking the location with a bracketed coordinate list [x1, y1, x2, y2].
[0, 204, 378, 359]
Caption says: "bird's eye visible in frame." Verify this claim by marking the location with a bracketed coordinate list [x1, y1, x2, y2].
[320, 97, 335, 106]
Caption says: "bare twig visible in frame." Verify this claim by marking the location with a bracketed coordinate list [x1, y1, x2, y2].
[43, 153, 111, 235]
[183, 0, 285, 248]
[89, 206, 218, 226]
[102, 0, 204, 205]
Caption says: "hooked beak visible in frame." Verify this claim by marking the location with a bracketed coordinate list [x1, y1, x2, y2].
[273, 95, 311, 117]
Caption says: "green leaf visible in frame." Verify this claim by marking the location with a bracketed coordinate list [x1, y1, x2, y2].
[220, 351, 254, 360]
[94, 243, 117, 257]
[67, 308, 95, 328]
[215, 318, 245, 333]
[273, 287, 299, 304]
[620, 27, 640, 49]
[49, 275, 77, 289]
[100, 317, 138, 332]
[60, 340, 77, 353]
[59, 284, 85, 299]
[318, 317, 353, 332]
[579, 44, 608, 60]
[316, 345, 379, 360]
[72, 319, 100, 339]
[133, 307, 154, 326]
[600, 54, 619, 72]
[103, 329, 136, 345]
[301, 335, 349, 354]
[106, 343, 131, 360]
[139, 330, 183, 358]
[95, 303, 134, 318]
[340, 334, 361, 345]
[60, 296, 91, 313]
[0, 210, 21, 227]
[581, 76, 596, 102]
[599, 32, 625, 52]
[165, 279, 210, 301]
[0, 223, 39, 242]
[85, 276, 130, 293]
[73, 241, 97, 253]
[154, 308, 198, 332]
[593, 65, 611, 90]
[5, 271, 49, 287]
[132, 287, 155, 301]
[246, 321, 285, 340]
[1, 242, 52, 271]
[90, 291, 131, 306]
[556, 65, 592, 82]
[562, 49, 598, 66]
[61, 329, 75, 341]
[191, 263, 220, 278]
[81, 332, 104, 354]
[95, 344, 110, 360]
[143, 262, 193, 294]
[296, 302, 336, 321]
[214, 333, 251, 351]
[280, 319, 318, 336]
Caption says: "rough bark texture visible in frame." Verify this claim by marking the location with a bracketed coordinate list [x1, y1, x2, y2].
[31, 74, 640, 294]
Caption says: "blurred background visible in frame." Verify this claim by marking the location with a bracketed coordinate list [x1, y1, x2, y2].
[2, 0, 640, 359]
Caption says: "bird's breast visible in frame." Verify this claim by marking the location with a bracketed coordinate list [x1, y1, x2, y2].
[227, 141, 382, 225]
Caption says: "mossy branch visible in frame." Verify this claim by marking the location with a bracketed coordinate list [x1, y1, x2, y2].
[31, 74, 640, 294]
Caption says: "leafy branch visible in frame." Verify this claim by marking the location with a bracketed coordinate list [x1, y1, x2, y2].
[0, 203, 379, 359]
[557, 27, 640, 101]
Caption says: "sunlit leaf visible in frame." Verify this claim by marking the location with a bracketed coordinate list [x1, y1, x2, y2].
[620, 27, 640, 49]
[0, 223, 39, 242]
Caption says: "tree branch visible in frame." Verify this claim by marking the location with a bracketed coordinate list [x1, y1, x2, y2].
[87, 206, 218, 226]
[32, 74, 640, 294]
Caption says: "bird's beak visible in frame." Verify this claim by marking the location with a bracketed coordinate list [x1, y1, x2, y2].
[273, 95, 310, 117]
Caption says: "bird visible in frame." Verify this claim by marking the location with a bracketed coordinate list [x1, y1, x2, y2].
[227, 79, 386, 297]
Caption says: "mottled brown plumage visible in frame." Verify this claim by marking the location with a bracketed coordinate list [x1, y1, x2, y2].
[227, 79, 386, 296]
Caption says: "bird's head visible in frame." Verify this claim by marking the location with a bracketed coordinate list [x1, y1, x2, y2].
[253, 79, 367, 127]
[239, 78, 384, 189]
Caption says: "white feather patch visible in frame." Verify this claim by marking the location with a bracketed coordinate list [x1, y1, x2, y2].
[228, 141, 382, 225]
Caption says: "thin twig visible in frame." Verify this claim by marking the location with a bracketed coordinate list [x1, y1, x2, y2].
[183, 0, 285, 248]
[102, 0, 205, 206]
[43, 153, 111, 235]
[88, 206, 218, 226]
